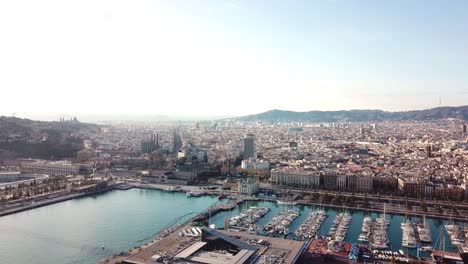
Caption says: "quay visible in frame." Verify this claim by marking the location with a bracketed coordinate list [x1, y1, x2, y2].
[0, 183, 118, 217]
[228, 206, 270, 231]
[101, 227, 306, 264]
[294, 210, 327, 240]
[3, 180, 468, 222]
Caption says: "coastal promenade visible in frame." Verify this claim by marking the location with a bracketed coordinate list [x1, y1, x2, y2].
[260, 183, 468, 221]
[0, 182, 122, 217]
[0, 181, 232, 218]
[2, 180, 468, 221]
[0, 192, 88, 217]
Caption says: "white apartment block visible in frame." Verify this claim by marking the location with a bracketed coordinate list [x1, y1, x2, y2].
[241, 158, 269, 172]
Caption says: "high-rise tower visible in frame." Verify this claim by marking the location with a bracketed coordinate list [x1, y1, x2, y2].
[243, 134, 256, 159]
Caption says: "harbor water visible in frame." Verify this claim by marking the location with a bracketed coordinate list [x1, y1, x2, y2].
[209, 200, 463, 255]
[0, 189, 464, 264]
[0, 189, 218, 264]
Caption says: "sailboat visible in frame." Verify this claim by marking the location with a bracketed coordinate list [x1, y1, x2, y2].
[445, 215, 463, 246]
[431, 227, 445, 254]
[402, 217, 417, 249]
[371, 203, 389, 249]
[418, 215, 432, 243]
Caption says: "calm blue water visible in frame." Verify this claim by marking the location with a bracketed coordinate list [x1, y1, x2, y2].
[0, 189, 463, 264]
[209, 201, 463, 256]
[0, 189, 217, 264]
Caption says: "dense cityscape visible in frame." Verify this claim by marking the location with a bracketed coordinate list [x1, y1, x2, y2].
[1, 115, 468, 263]
[2, 1, 468, 264]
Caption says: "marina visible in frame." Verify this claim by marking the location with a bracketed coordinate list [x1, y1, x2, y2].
[369, 214, 390, 249]
[418, 216, 433, 244]
[445, 222, 466, 247]
[262, 209, 300, 236]
[1, 188, 468, 264]
[358, 216, 372, 242]
[400, 216, 433, 250]
[401, 219, 417, 249]
[294, 209, 327, 240]
[326, 212, 352, 242]
[228, 206, 270, 232]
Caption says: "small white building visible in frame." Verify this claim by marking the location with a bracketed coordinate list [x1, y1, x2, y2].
[241, 158, 269, 172]
[238, 178, 259, 195]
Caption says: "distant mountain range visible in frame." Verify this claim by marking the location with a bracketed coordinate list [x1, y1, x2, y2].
[231, 106, 468, 122]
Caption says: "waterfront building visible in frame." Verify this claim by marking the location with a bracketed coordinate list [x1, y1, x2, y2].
[243, 133, 256, 159]
[336, 174, 347, 190]
[120, 228, 305, 264]
[21, 160, 92, 175]
[347, 174, 373, 193]
[398, 177, 426, 196]
[322, 173, 337, 190]
[373, 175, 398, 190]
[270, 167, 320, 188]
[238, 177, 259, 195]
[142, 169, 197, 185]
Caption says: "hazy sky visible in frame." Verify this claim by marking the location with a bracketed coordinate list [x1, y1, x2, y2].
[1, 0, 467, 119]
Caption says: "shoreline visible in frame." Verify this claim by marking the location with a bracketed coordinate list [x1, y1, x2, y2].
[0, 186, 116, 217]
[1, 182, 468, 222]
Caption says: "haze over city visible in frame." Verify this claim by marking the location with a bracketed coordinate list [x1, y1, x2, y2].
[2, 1, 468, 264]
[1, 0, 468, 120]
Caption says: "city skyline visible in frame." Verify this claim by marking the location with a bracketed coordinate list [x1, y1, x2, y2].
[2, 1, 468, 263]
[1, 0, 468, 117]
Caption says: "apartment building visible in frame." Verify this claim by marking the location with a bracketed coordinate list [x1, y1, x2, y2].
[270, 167, 320, 188]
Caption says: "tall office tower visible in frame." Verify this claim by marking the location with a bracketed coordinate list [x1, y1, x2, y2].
[172, 130, 183, 154]
[463, 124, 467, 134]
[426, 145, 432, 158]
[359, 127, 365, 135]
[243, 133, 256, 159]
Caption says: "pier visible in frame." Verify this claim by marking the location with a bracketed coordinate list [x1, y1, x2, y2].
[228, 206, 269, 231]
[263, 209, 300, 236]
[294, 210, 327, 240]
[327, 212, 352, 242]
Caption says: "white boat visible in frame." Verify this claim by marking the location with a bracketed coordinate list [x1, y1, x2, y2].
[358, 234, 369, 242]
[165, 185, 181, 192]
[277, 200, 297, 205]
[420, 246, 433, 252]
[186, 191, 205, 197]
